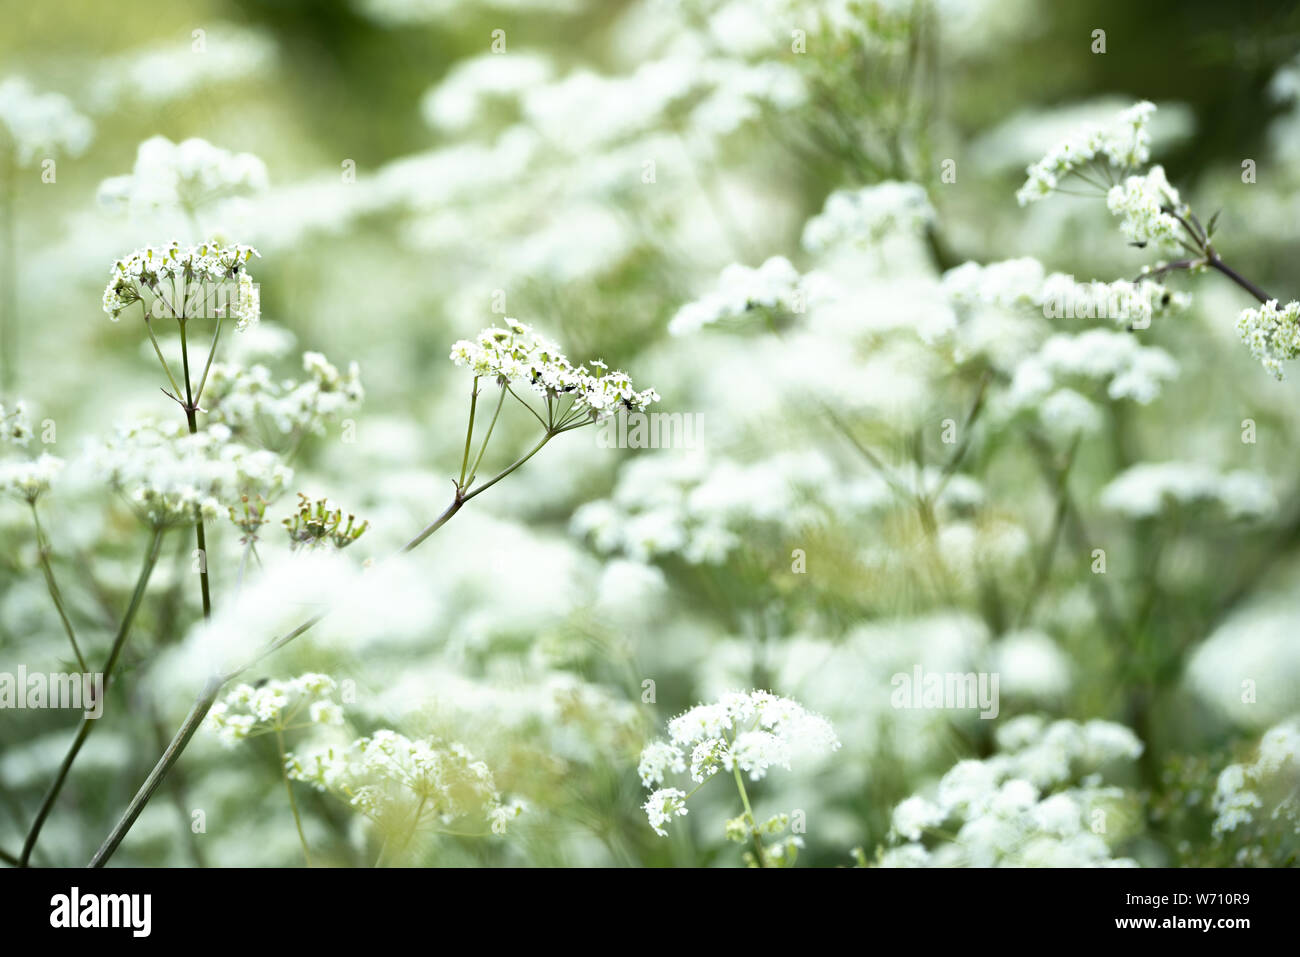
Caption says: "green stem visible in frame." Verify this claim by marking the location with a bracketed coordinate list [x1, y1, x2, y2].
[731, 763, 767, 868]
[458, 377, 479, 489]
[145, 318, 184, 402]
[193, 313, 224, 407]
[466, 383, 507, 487]
[179, 321, 212, 620]
[462, 430, 554, 504]
[277, 729, 311, 866]
[30, 502, 88, 672]
[20, 526, 166, 865]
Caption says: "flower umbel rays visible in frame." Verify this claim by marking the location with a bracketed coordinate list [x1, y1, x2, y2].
[400, 317, 660, 553]
[449, 317, 659, 426]
[103, 240, 260, 329]
[1017, 100, 1291, 377]
[637, 690, 839, 867]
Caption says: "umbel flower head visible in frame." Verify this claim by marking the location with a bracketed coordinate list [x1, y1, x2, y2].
[0, 76, 93, 167]
[1016, 100, 1156, 206]
[102, 239, 261, 330]
[287, 730, 525, 836]
[638, 690, 840, 837]
[91, 420, 291, 528]
[282, 493, 370, 551]
[0, 453, 64, 504]
[205, 672, 344, 747]
[449, 318, 659, 422]
[1236, 299, 1300, 379]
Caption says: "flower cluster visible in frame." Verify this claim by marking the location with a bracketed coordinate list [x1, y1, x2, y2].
[97, 135, 269, 217]
[1099, 462, 1275, 521]
[572, 450, 882, 565]
[1105, 165, 1185, 252]
[1212, 717, 1300, 850]
[0, 453, 64, 504]
[449, 318, 658, 420]
[667, 256, 832, 336]
[878, 716, 1143, 867]
[205, 673, 344, 747]
[92, 421, 291, 527]
[943, 258, 1189, 327]
[287, 730, 523, 835]
[102, 240, 261, 329]
[282, 493, 370, 552]
[1002, 329, 1180, 412]
[802, 181, 936, 254]
[639, 690, 839, 836]
[1236, 298, 1300, 379]
[1016, 100, 1155, 205]
[202, 351, 364, 440]
[0, 76, 93, 166]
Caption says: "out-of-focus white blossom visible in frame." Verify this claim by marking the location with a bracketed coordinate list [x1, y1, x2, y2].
[0, 453, 64, 504]
[287, 730, 520, 834]
[668, 256, 832, 335]
[802, 181, 935, 254]
[203, 351, 364, 440]
[90, 420, 291, 527]
[880, 716, 1143, 867]
[1099, 462, 1275, 521]
[98, 136, 268, 218]
[91, 26, 276, 110]
[1212, 717, 1300, 840]
[0, 76, 93, 166]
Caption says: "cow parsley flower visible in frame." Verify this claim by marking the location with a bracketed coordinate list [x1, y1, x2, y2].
[944, 258, 1189, 327]
[637, 740, 686, 786]
[1211, 717, 1300, 847]
[0, 453, 64, 504]
[91, 420, 291, 527]
[638, 690, 839, 861]
[449, 318, 658, 420]
[1099, 462, 1275, 521]
[202, 351, 364, 441]
[878, 716, 1143, 867]
[1003, 329, 1179, 411]
[0, 76, 93, 166]
[1016, 100, 1155, 205]
[802, 181, 935, 253]
[205, 672, 344, 747]
[1106, 165, 1184, 252]
[102, 240, 260, 329]
[667, 256, 833, 335]
[286, 730, 520, 837]
[643, 788, 688, 837]
[98, 136, 268, 218]
[1236, 298, 1300, 379]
